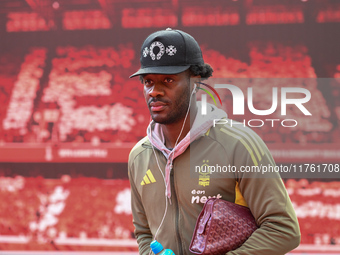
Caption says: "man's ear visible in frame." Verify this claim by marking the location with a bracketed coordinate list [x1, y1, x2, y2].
[190, 75, 201, 92]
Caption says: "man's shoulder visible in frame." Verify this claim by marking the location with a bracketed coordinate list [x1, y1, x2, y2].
[129, 136, 151, 162]
[209, 119, 266, 149]
[209, 119, 274, 167]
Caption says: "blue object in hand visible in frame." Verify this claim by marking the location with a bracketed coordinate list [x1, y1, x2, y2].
[150, 240, 175, 255]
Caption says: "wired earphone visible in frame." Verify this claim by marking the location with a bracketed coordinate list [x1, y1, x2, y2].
[148, 83, 197, 254]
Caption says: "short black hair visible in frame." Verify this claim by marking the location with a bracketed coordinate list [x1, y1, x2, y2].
[138, 63, 213, 83]
[189, 63, 213, 80]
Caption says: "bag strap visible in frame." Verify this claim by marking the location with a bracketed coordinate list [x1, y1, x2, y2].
[197, 198, 215, 234]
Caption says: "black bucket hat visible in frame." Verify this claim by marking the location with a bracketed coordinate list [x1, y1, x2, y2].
[130, 28, 204, 78]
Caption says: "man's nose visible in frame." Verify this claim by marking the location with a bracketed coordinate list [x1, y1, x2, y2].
[148, 82, 164, 97]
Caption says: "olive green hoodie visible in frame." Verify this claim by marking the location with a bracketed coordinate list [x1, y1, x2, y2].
[128, 103, 300, 255]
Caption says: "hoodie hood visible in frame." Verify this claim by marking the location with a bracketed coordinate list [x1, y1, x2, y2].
[146, 102, 227, 200]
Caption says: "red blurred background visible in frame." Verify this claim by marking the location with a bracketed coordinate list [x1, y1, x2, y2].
[0, 0, 339, 254]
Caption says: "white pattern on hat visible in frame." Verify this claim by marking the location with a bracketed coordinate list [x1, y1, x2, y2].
[143, 47, 149, 57]
[149, 41, 165, 60]
[166, 45, 177, 56]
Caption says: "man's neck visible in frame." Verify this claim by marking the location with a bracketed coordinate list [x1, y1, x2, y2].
[161, 107, 197, 149]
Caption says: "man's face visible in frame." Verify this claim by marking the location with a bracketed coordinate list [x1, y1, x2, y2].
[142, 71, 192, 125]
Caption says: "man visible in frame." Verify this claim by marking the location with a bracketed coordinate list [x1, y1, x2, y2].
[128, 28, 300, 255]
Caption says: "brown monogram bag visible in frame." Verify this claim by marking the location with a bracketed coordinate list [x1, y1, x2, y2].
[189, 198, 258, 254]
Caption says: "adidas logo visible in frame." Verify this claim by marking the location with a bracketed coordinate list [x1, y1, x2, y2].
[141, 169, 156, 186]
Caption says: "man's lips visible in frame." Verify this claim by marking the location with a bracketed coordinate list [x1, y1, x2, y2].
[149, 101, 168, 112]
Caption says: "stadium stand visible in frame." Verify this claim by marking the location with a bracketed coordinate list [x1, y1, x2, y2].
[0, 42, 337, 144]
[201, 42, 334, 143]
[0, 51, 26, 143]
[3, 48, 47, 134]
[0, 175, 339, 248]
[38, 45, 148, 143]
[331, 76, 340, 143]
[0, 175, 135, 251]
[286, 179, 340, 245]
